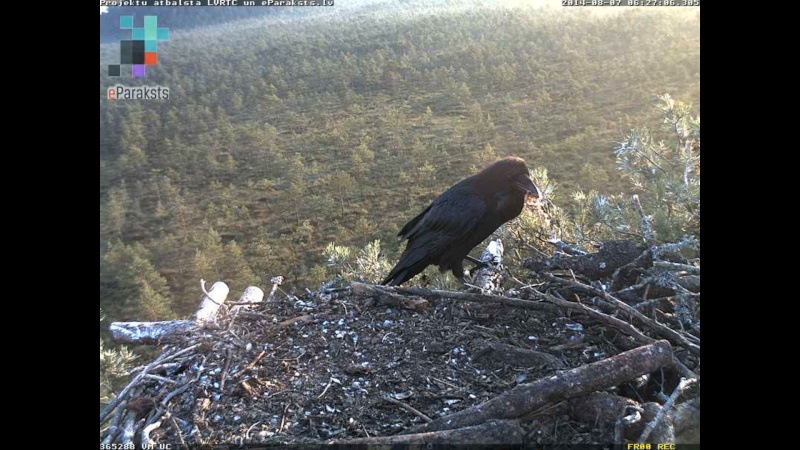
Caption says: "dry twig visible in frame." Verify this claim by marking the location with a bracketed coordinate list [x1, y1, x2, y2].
[382, 395, 433, 423]
[639, 377, 696, 442]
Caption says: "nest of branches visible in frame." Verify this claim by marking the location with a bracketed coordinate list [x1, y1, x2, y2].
[100, 235, 699, 448]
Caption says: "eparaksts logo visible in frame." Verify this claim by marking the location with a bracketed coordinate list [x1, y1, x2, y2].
[107, 15, 169, 78]
[107, 85, 170, 101]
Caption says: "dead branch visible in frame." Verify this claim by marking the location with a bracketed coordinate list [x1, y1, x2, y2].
[120, 412, 137, 446]
[100, 343, 201, 425]
[639, 377, 696, 442]
[332, 419, 524, 446]
[632, 194, 657, 245]
[524, 240, 643, 280]
[568, 392, 637, 424]
[232, 350, 266, 378]
[676, 275, 700, 293]
[613, 405, 636, 445]
[534, 283, 696, 378]
[404, 340, 673, 434]
[230, 286, 265, 315]
[169, 415, 187, 447]
[195, 280, 230, 324]
[472, 342, 565, 370]
[109, 281, 231, 345]
[350, 282, 430, 312]
[567, 392, 684, 443]
[672, 396, 700, 443]
[654, 261, 700, 275]
[268, 276, 284, 302]
[535, 288, 651, 345]
[143, 374, 177, 384]
[474, 239, 504, 293]
[317, 376, 340, 399]
[275, 314, 316, 330]
[611, 247, 655, 291]
[109, 320, 195, 345]
[547, 238, 588, 256]
[356, 283, 559, 313]
[544, 274, 700, 356]
[101, 401, 126, 445]
[141, 360, 205, 442]
[141, 419, 162, 447]
[382, 395, 433, 423]
[219, 348, 232, 391]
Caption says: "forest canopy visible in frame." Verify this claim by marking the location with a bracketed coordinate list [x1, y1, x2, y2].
[99, 0, 700, 323]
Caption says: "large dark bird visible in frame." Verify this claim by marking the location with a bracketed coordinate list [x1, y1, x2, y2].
[382, 156, 541, 286]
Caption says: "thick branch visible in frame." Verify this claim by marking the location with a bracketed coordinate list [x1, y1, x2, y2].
[332, 419, 524, 446]
[357, 283, 559, 314]
[99, 344, 201, 426]
[109, 320, 195, 345]
[544, 274, 700, 356]
[230, 286, 265, 314]
[350, 283, 430, 312]
[268, 276, 284, 302]
[472, 342, 565, 370]
[474, 239, 504, 293]
[109, 281, 233, 345]
[194, 280, 230, 323]
[639, 377, 696, 442]
[524, 240, 643, 280]
[404, 340, 673, 434]
[547, 238, 587, 256]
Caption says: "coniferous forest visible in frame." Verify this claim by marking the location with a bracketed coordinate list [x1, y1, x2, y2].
[99, 0, 699, 325]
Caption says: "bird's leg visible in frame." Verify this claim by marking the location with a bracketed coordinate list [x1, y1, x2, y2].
[465, 255, 489, 268]
[456, 275, 482, 291]
[455, 264, 483, 291]
[464, 255, 492, 279]
[452, 264, 470, 287]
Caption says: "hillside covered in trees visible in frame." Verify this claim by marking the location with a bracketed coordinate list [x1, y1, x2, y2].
[99, 0, 700, 325]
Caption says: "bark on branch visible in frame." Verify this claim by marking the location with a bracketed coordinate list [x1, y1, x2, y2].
[544, 274, 700, 356]
[472, 342, 565, 370]
[403, 340, 673, 434]
[474, 238, 505, 293]
[331, 419, 524, 446]
[352, 282, 559, 314]
[109, 281, 233, 345]
[524, 240, 643, 280]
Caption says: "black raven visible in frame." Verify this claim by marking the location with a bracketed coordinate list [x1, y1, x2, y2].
[382, 156, 540, 286]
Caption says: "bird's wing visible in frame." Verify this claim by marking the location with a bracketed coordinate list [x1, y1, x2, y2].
[382, 191, 486, 285]
[405, 191, 486, 242]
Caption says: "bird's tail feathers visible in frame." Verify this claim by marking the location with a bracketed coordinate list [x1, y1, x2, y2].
[381, 239, 441, 286]
[381, 268, 407, 286]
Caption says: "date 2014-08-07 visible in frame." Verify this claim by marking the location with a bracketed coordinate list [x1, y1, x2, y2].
[100, 444, 173, 450]
[563, 0, 700, 6]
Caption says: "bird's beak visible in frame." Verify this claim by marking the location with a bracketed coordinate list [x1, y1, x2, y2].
[516, 174, 542, 200]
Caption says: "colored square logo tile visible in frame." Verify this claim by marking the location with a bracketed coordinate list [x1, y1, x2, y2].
[120, 40, 135, 64]
[120, 15, 133, 29]
[114, 15, 168, 78]
[131, 40, 145, 64]
[132, 65, 146, 78]
[145, 16, 158, 40]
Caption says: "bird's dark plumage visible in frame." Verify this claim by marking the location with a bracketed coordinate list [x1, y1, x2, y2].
[382, 156, 540, 286]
